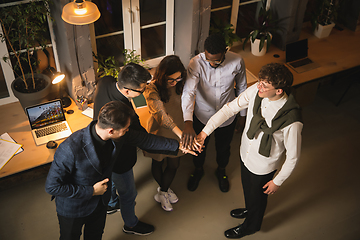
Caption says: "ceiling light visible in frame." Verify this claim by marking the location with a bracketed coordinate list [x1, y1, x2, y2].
[62, 0, 100, 25]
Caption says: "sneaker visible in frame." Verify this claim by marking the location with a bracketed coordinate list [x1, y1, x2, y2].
[123, 221, 154, 235]
[167, 188, 179, 204]
[107, 202, 120, 214]
[154, 190, 173, 211]
[187, 168, 204, 191]
[156, 187, 178, 204]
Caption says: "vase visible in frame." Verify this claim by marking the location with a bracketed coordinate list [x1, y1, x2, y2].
[11, 73, 52, 111]
[314, 23, 335, 38]
[250, 32, 272, 57]
[251, 39, 268, 56]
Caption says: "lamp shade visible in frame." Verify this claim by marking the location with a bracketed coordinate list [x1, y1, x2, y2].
[42, 67, 65, 84]
[62, 0, 100, 25]
[52, 73, 66, 84]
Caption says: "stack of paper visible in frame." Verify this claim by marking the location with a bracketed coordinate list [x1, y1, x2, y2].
[82, 107, 93, 119]
[0, 133, 23, 170]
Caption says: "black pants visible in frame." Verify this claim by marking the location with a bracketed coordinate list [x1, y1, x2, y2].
[240, 160, 276, 232]
[152, 157, 180, 191]
[192, 114, 236, 169]
[57, 200, 107, 240]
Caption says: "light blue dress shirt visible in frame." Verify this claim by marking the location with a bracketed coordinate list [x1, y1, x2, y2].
[182, 51, 247, 127]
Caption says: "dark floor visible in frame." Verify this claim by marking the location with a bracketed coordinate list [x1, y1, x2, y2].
[0, 77, 359, 240]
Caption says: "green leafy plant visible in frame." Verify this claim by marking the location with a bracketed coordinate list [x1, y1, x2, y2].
[310, 0, 341, 31]
[242, 0, 285, 52]
[93, 53, 121, 79]
[123, 49, 146, 66]
[210, 16, 241, 47]
[93, 49, 147, 79]
[0, 0, 52, 92]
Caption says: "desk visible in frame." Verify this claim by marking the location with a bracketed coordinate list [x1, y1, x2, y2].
[0, 100, 92, 178]
[231, 27, 360, 86]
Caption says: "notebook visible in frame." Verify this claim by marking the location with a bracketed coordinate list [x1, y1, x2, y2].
[285, 39, 320, 73]
[25, 99, 72, 146]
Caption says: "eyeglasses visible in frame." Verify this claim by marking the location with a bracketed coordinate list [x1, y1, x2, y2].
[205, 53, 225, 65]
[257, 79, 275, 92]
[167, 77, 183, 83]
[123, 86, 146, 94]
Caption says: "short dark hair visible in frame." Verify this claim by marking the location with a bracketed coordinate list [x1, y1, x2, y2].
[258, 63, 294, 94]
[153, 55, 186, 103]
[204, 33, 227, 54]
[117, 62, 152, 89]
[97, 101, 134, 130]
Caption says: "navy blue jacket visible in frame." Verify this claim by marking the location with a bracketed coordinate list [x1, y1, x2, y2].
[45, 121, 179, 218]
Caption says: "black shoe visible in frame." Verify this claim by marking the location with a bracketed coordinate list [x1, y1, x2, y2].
[216, 168, 229, 192]
[224, 224, 257, 239]
[123, 221, 154, 236]
[187, 168, 204, 191]
[107, 202, 120, 214]
[230, 208, 248, 219]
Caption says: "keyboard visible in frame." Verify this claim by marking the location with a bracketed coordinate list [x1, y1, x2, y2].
[35, 122, 68, 138]
[289, 58, 313, 68]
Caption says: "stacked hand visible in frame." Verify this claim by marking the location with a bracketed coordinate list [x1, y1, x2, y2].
[179, 121, 207, 156]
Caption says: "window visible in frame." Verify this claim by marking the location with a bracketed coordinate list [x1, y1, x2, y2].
[210, 0, 262, 40]
[91, 0, 174, 69]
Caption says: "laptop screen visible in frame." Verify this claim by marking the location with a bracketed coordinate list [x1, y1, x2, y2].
[286, 39, 308, 63]
[25, 100, 66, 130]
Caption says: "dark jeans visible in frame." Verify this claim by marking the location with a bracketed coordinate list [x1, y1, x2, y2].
[111, 170, 138, 227]
[241, 160, 276, 232]
[192, 114, 236, 169]
[57, 200, 107, 240]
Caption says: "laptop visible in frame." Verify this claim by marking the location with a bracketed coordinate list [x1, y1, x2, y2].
[25, 99, 72, 146]
[285, 39, 320, 73]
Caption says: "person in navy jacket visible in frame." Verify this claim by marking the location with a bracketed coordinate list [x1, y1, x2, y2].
[45, 101, 183, 240]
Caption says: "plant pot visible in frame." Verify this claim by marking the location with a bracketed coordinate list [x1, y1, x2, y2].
[250, 32, 272, 57]
[11, 73, 52, 111]
[251, 39, 268, 56]
[313, 22, 335, 38]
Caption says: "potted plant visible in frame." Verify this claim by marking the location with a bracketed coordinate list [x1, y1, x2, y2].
[242, 0, 284, 56]
[310, 0, 341, 38]
[209, 16, 241, 48]
[93, 49, 147, 79]
[0, 0, 53, 110]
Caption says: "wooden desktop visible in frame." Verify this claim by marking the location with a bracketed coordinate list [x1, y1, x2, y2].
[231, 27, 360, 87]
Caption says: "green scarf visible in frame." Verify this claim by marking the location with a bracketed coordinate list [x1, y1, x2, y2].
[246, 92, 302, 157]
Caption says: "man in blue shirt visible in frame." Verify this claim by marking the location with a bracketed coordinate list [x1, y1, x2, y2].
[181, 33, 247, 192]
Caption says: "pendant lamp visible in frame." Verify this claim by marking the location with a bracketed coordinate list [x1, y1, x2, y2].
[62, 0, 100, 25]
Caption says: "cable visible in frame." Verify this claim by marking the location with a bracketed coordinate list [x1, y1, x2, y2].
[73, 25, 86, 87]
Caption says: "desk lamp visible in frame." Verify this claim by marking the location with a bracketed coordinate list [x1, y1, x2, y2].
[43, 67, 71, 108]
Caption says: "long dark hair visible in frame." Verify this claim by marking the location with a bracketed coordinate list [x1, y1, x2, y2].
[153, 55, 186, 103]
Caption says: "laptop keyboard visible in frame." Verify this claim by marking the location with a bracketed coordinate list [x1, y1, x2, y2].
[290, 58, 313, 68]
[35, 122, 68, 138]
